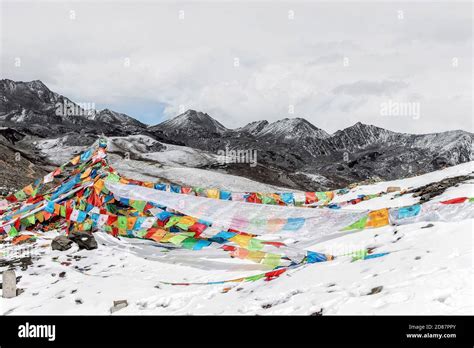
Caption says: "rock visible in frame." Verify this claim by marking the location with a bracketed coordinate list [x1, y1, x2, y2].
[2, 270, 17, 298]
[386, 186, 401, 193]
[310, 308, 324, 316]
[421, 223, 434, 229]
[59, 272, 66, 278]
[408, 175, 473, 202]
[69, 231, 98, 250]
[367, 286, 383, 295]
[51, 236, 73, 251]
[110, 300, 128, 313]
[0, 257, 32, 270]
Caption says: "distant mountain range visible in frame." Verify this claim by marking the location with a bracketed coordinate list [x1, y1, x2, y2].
[1, 79, 473, 190]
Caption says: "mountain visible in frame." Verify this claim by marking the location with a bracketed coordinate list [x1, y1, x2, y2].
[0, 79, 146, 139]
[0, 128, 50, 194]
[89, 108, 146, 130]
[1, 79, 472, 191]
[149, 109, 228, 136]
[148, 109, 229, 149]
[148, 111, 473, 190]
[255, 117, 330, 140]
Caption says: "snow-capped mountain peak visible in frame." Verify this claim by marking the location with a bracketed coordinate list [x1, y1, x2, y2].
[236, 120, 270, 136]
[257, 117, 330, 140]
[92, 108, 146, 128]
[153, 109, 228, 134]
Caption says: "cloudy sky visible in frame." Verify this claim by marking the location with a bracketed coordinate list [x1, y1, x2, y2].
[1, 1, 472, 133]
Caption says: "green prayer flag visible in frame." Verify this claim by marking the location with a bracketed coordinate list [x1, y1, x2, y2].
[106, 173, 120, 183]
[316, 192, 327, 201]
[26, 215, 36, 225]
[130, 200, 146, 212]
[261, 253, 281, 268]
[165, 216, 181, 229]
[117, 216, 128, 230]
[351, 249, 369, 261]
[182, 238, 198, 249]
[245, 273, 266, 282]
[8, 226, 19, 237]
[134, 229, 148, 238]
[248, 238, 264, 251]
[169, 234, 188, 246]
[262, 195, 276, 205]
[14, 190, 27, 200]
[341, 216, 368, 231]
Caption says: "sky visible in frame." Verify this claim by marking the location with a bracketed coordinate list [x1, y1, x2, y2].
[0, 0, 472, 134]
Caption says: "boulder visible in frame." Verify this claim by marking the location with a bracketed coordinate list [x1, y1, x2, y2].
[51, 236, 73, 251]
[69, 231, 98, 250]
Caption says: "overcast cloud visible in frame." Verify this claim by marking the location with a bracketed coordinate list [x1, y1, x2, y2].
[0, 1, 472, 133]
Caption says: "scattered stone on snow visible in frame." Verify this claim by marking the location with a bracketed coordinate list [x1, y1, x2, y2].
[386, 186, 401, 193]
[366, 286, 383, 295]
[422, 223, 434, 229]
[110, 300, 128, 313]
[408, 175, 473, 202]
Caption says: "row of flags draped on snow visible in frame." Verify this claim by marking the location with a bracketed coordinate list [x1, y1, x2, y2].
[0, 140, 473, 284]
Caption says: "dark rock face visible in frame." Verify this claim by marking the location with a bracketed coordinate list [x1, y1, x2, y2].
[0, 127, 25, 145]
[0, 79, 147, 138]
[0, 141, 49, 194]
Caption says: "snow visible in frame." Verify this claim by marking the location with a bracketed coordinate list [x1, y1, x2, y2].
[1, 162, 473, 315]
[37, 135, 290, 192]
[333, 161, 474, 210]
[257, 118, 330, 140]
[295, 171, 331, 185]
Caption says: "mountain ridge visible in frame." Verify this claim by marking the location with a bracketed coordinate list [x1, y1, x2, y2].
[1, 79, 472, 191]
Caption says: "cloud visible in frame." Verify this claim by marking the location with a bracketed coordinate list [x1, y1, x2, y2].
[0, 1, 472, 134]
[332, 80, 409, 97]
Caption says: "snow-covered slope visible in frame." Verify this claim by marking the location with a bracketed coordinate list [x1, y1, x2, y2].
[36, 135, 289, 192]
[1, 162, 473, 315]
